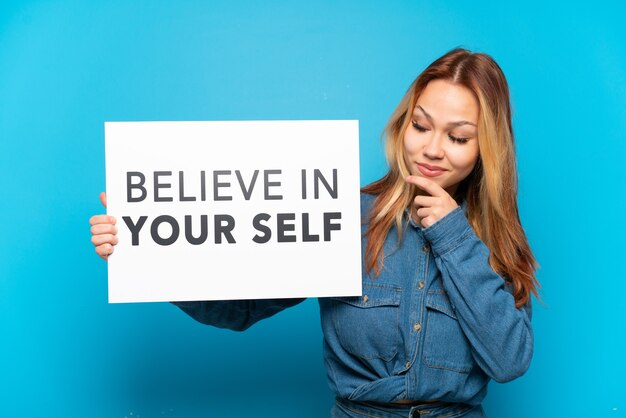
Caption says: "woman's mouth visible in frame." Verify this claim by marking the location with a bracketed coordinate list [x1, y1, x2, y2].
[416, 163, 447, 177]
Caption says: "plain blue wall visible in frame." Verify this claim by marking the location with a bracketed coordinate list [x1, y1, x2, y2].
[1, 1, 625, 417]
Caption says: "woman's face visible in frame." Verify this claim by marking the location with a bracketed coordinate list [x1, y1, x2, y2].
[403, 79, 480, 196]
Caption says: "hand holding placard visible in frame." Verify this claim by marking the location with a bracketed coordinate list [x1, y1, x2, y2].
[89, 192, 117, 260]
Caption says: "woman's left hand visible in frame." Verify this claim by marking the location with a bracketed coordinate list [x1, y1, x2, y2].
[405, 175, 459, 228]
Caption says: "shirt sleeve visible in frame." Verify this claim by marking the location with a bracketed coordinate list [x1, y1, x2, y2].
[172, 298, 306, 332]
[422, 206, 533, 383]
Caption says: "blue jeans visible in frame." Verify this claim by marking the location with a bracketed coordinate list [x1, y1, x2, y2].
[331, 398, 486, 418]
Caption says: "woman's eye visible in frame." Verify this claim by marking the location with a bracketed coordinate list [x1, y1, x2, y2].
[448, 134, 469, 144]
[411, 121, 428, 132]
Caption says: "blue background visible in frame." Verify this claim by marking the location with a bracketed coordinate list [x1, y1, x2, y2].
[1, 1, 625, 417]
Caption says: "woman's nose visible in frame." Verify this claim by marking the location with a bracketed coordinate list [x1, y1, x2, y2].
[422, 133, 445, 159]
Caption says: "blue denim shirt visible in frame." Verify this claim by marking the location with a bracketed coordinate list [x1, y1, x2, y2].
[174, 192, 533, 406]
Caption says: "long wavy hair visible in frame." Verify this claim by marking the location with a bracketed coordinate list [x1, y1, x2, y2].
[362, 48, 539, 308]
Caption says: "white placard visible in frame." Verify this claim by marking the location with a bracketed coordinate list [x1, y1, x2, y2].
[105, 121, 362, 303]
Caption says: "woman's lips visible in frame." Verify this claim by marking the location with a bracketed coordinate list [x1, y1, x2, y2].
[416, 163, 447, 177]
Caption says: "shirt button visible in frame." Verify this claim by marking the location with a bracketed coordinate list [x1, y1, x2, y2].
[422, 244, 430, 253]
[418, 281, 425, 289]
[405, 361, 411, 368]
[362, 295, 369, 303]
[413, 322, 422, 332]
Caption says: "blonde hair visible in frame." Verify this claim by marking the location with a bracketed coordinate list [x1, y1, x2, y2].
[363, 48, 539, 308]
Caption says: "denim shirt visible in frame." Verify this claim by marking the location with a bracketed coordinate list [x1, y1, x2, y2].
[174, 192, 533, 406]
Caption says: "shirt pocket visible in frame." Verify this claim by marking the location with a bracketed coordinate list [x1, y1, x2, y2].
[331, 284, 401, 361]
[422, 291, 473, 373]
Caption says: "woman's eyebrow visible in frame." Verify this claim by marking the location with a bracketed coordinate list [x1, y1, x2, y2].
[414, 105, 477, 128]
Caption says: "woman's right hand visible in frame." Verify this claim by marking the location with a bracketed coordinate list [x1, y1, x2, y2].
[89, 192, 118, 261]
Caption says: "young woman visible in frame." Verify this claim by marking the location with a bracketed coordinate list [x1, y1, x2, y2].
[90, 48, 539, 418]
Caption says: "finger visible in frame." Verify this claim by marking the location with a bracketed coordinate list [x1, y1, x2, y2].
[416, 207, 431, 219]
[91, 224, 118, 235]
[421, 216, 437, 228]
[96, 243, 114, 260]
[417, 205, 449, 221]
[413, 195, 438, 208]
[405, 175, 446, 197]
[100, 192, 107, 208]
[91, 234, 119, 247]
[89, 214, 116, 226]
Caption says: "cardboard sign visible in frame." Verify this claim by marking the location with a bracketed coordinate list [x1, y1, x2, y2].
[105, 121, 362, 303]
